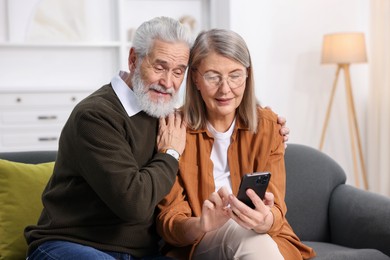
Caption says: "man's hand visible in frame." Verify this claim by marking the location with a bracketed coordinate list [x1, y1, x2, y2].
[264, 106, 290, 147]
[157, 110, 186, 155]
[277, 116, 289, 147]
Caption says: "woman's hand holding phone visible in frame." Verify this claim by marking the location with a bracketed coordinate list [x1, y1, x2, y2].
[237, 172, 271, 208]
[199, 176, 275, 234]
[226, 174, 275, 233]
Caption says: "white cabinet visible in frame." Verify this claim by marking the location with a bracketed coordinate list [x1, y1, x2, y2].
[0, 0, 216, 151]
[0, 92, 90, 151]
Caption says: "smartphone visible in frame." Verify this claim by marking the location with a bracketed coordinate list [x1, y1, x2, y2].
[237, 172, 271, 208]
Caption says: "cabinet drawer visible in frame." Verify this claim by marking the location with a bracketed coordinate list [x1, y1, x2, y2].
[0, 131, 61, 151]
[0, 91, 91, 151]
[0, 92, 90, 107]
[1, 110, 71, 125]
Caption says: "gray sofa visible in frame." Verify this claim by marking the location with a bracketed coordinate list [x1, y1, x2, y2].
[285, 144, 390, 259]
[1, 144, 390, 259]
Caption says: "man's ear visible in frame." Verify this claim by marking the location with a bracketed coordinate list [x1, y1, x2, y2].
[128, 48, 137, 71]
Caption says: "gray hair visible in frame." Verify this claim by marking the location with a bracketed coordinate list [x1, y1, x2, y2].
[184, 29, 259, 132]
[132, 16, 193, 58]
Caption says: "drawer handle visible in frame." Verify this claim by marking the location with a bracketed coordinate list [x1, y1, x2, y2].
[37, 115, 58, 120]
[38, 137, 58, 142]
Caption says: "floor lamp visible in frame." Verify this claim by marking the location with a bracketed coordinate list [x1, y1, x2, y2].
[319, 32, 368, 189]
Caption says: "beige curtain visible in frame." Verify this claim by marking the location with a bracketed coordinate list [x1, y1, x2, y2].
[367, 0, 390, 196]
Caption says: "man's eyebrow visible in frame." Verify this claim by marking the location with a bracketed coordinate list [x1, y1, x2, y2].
[177, 64, 188, 70]
[153, 59, 167, 65]
[154, 59, 187, 69]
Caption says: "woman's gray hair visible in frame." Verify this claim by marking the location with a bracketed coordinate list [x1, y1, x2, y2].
[184, 29, 259, 132]
[132, 16, 193, 58]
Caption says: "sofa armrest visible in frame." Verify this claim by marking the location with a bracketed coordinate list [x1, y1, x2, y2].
[329, 184, 390, 257]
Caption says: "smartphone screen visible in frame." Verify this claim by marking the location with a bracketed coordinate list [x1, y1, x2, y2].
[236, 172, 271, 208]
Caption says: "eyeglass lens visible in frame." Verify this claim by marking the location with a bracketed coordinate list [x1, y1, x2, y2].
[202, 72, 247, 89]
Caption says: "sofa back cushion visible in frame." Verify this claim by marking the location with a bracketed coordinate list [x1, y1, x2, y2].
[0, 159, 54, 259]
[284, 144, 346, 242]
[0, 151, 57, 164]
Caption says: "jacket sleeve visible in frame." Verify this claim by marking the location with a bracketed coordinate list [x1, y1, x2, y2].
[257, 109, 305, 248]
[156, 174, 196, 246]
[265, 122, 287, 236]
[255, 108, 287, 236]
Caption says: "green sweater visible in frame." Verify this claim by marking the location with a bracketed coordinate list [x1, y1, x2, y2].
[25, 84, 179, 257]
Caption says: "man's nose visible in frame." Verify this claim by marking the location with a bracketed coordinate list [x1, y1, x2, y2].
[159, 71, 174, 89]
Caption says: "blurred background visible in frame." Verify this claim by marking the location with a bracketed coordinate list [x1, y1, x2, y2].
[0, 0, 388, 196]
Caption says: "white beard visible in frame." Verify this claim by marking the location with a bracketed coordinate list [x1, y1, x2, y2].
[131, 67, 179, 118]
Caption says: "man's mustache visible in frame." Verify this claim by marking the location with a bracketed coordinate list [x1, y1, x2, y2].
[149, 84, 175, 96]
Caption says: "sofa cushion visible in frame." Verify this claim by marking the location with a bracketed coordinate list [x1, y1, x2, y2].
[0, 159, 54, 259]
[304, 241, 390, 260]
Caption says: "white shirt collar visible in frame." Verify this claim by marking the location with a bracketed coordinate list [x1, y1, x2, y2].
[206, 118, 236, 139]
[110, 71, 142, 117]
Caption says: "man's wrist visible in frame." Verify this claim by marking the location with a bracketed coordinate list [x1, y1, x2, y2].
[160, 148, 180, 161]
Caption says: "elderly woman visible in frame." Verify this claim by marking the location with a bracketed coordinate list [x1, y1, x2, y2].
[156, 29, 316, 260]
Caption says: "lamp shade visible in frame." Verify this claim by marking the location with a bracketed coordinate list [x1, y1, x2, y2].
[321, 32, 367, 64]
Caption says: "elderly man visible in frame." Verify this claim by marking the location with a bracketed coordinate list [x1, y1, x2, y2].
[25, 16, 191, 260]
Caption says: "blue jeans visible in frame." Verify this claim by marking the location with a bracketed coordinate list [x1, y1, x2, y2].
[27, 240, 175, 260]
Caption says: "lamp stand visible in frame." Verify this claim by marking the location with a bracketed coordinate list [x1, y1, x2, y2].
[319, 64, 368, 189]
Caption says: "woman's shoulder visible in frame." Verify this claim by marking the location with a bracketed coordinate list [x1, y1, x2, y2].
[257, 106, 278, 123]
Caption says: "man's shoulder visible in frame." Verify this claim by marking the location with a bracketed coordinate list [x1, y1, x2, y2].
[82, 84, 115, 103]
[67, 84, 127, 123]
[75, 84, 118, 110]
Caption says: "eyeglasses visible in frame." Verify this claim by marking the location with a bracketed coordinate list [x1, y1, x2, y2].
[145, 57, 187, 79]
[196, 69, 247, 89]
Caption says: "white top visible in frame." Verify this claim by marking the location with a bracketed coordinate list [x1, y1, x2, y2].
[207, 119, 236, 194]
[110, 71, 141, 117]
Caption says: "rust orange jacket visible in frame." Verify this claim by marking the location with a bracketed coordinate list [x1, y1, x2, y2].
[156, 107, 315, 260]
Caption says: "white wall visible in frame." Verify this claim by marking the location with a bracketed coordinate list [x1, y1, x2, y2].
[0, 0, 372, 187]
[229, 0, 370, 187]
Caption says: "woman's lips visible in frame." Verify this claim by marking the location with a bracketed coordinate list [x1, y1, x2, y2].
[215, 97, 232, 105]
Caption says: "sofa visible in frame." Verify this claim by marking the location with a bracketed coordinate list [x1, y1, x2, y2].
[1, 144, 389, 259]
